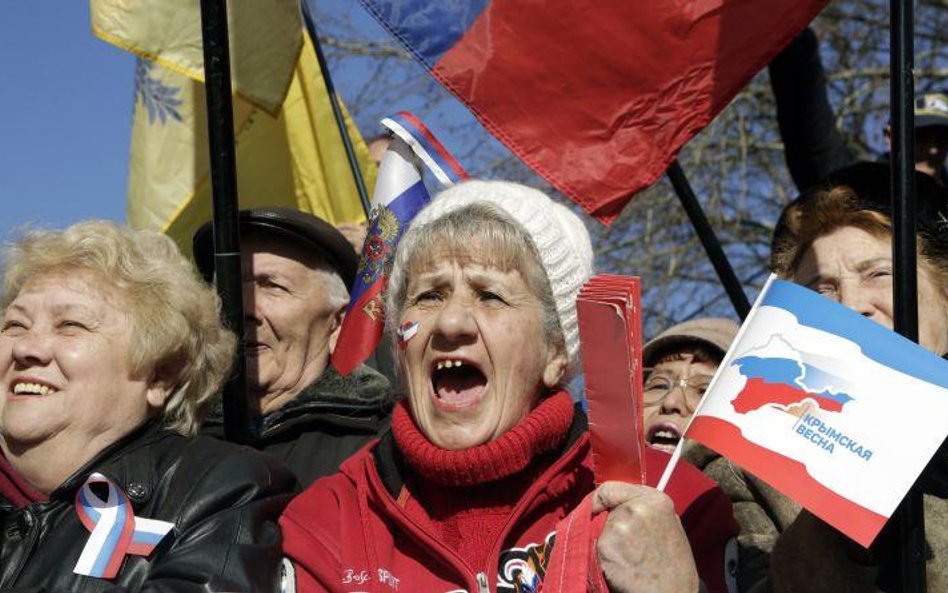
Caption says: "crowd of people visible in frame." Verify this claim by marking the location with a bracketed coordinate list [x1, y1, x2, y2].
[1, 28, 948, 593]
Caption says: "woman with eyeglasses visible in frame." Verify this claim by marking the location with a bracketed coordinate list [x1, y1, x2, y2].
[643, 317, 803, 592]
[642, 318, 737, 455]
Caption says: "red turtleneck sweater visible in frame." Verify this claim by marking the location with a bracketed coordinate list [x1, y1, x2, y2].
[0, 452, 47, 508]
[390, 391, 575, 569]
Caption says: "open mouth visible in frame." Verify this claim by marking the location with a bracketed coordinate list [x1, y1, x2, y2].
[430, 358, 487, 410]
[11, 379, 59, 397]
[646, 423, 681, 453]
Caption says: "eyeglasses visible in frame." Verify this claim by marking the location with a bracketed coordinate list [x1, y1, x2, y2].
[642, 368, 714, 409]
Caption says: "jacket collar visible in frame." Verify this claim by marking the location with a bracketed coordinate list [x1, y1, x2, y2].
[260, 364, 391, 432]
[49, 421, 171, 505]
[203, 364, 392, 436]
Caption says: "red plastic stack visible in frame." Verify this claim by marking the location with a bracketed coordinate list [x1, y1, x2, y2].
[576, 275, 646, 485]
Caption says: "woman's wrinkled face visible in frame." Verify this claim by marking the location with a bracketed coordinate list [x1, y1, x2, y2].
[0, 272, 161, 452]
[792, 225, 948, 355]
[399, 258, 566, 450]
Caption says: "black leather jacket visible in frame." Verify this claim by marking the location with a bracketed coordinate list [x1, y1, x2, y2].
[0, 423, 298, 592]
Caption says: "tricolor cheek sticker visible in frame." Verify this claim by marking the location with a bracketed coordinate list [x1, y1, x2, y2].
[397, 321, 420, 348]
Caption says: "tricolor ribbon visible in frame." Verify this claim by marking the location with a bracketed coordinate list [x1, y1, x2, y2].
[73, 472, 174, 579]
[380, 111, 469, 185]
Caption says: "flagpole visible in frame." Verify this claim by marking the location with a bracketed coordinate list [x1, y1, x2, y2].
[199, 0, 256, 445]
[666, 160, 751, 320]
[301, 0, 372, 217]
[889, 0, 925, 589]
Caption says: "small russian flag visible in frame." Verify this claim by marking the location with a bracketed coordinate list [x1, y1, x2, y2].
[333, 113, 467, 376]
[396, 320, 420, 348]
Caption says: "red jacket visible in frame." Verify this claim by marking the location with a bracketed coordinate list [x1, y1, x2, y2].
[281, 410, 737, 593]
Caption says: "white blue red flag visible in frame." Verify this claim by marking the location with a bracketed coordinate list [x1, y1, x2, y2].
[357, 0, 827, 222]
[662, 276, 948, 547]
[332, 112, 467, 376]
[73, 472, 174, 579]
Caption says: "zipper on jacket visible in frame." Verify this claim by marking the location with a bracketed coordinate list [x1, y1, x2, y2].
[366, 431, 588, 593]
[484, 433, 590, 575]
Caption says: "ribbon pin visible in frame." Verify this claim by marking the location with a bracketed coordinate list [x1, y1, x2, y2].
[73, 472, 174, 579]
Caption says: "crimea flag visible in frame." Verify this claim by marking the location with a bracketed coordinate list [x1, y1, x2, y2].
[680, 277, 948, 547]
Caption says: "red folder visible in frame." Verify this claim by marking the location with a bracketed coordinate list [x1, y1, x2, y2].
[577, 275, 646, 485]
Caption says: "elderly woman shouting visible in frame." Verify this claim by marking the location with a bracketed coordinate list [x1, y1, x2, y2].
[0, 222, 296, 592]
[281, 181, 737, 593]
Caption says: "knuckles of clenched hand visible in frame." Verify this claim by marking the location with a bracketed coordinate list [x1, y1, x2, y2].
[593, 481, 699, 593]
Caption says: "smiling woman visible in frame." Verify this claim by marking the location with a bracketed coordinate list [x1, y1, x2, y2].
[1, 272, 158, 456]
[281, 180, 740, 593]
[0, 221, 296, 592]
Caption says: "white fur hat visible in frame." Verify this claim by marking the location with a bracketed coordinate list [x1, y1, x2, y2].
[399, 180, 594, 376]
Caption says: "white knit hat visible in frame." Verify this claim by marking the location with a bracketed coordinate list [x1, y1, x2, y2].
[398, 180, 594, 376]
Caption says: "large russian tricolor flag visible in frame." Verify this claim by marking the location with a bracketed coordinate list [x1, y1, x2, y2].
[358, 0, 827, 222]
[332, 113, 467, 376]
[666, 277, 948, 547]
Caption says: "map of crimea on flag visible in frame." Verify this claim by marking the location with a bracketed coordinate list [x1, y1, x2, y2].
[682, 277, 948, 547]
[730, 349, 854, 415]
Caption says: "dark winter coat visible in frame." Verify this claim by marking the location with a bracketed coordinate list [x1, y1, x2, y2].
[685, 442, 799, 593]
[204, 364, 392, 486]
[770, 27, 948, 192]
[0, 422, 297, 593]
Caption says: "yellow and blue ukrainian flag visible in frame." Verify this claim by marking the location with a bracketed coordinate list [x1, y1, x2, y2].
[91, 0, 374, 256]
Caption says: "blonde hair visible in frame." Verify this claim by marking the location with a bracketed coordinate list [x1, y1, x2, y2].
[2, 221, 236, 435]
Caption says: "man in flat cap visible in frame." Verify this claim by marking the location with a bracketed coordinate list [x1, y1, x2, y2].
[194, 207, 391, 485]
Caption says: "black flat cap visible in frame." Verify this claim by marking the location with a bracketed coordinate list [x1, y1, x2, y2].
[192, 207, 359, 290]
